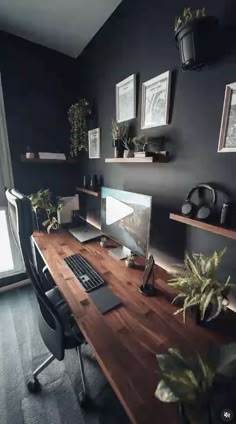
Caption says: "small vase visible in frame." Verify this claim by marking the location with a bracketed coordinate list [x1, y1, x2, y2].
[123, 150, 134, 158]
[114, 147, 123, 158]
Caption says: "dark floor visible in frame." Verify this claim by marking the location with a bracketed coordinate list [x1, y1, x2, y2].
[0, 284, 130, 424]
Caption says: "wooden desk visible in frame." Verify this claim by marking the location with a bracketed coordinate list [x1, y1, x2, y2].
[32, 231, 236, 424]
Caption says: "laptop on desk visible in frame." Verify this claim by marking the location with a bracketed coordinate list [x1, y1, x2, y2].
[69, 221, 102, 243]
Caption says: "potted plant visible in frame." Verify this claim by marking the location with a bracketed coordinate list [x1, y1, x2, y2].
[132, 136, 147, 158]
[155, 343, 236, 424]
[112, 119, 128, 158]
[174, 8, 219, 70]
[29, 189, 63, 234]
[123, 137, 135, 158]
[168, 249, 234, 324]
[125, 253, 136, 268]
[68, 99, 91, 158]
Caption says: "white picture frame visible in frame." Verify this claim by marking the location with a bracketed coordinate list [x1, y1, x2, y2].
[88, 128, 101, 159]
[218, 82, 236, 152]
[141, 71, 171, 129]
[116, 74, 136, 123]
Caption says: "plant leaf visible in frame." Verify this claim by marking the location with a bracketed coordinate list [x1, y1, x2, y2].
[155, 380, 179, 402]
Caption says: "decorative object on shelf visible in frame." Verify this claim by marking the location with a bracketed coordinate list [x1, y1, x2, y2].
[68, 99, 91, 158]
[112, 119, 128, 158]
[116, 74, 136, 123]
[181, 184, 216, 221]
[220, 202, 231, 226]
[139, 255, 157, 297]
[125, 253, 136, 268]
[38, 152, 66, 160]
[89, 174, 99, 191]
[168, 249, 234, 323]
[88, 128, 101, 159]
[155, 343, 236, 424]
[26, 145, 35, 159]
[83, 175, 88, 188]
[218, 82, 236, 152]
[29, 189, 63, 234]
[123, 137, 135, 158]
[141, 71, 171, 129]
[100, 236, 108, 248]
[175, 8, 219, 71]
[99, 175, 104, 187]
[132, 136, 147, 156]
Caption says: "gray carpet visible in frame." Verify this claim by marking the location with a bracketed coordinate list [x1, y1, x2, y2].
[0, 285, 130, 424]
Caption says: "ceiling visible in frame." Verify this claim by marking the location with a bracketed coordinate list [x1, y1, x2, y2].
[0, 0, 122, 58]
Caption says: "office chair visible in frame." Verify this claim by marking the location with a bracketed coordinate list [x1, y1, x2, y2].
[5, 189, 88, 406]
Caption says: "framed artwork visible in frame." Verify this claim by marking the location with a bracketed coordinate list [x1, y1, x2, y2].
[218, 82, 236, 152]
[116, 74, 136, 123]
[88, 128, 101, 159]
[141, 71, 171, 129]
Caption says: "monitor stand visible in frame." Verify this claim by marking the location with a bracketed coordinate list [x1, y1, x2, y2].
[108, 246, 131, 260]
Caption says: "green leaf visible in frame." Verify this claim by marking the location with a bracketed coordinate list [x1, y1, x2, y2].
[200, 288, 214, 320]
[155, 380, 179, 403]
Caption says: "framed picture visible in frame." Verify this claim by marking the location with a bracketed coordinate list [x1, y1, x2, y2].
[141, 71, 171, 129]
[88, 128, 101, 159]
[218, 82, 236, 152]
[116, 74, 136, 123]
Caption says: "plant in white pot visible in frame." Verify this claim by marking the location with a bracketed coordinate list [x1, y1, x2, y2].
[133, 136, 147, 157]
[155, 343, 236, 424]
[168, 249, 234, 324]
[123, 137, 135, 158]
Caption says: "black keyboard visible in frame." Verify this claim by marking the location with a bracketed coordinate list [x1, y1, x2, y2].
[64, 253, 105, 292]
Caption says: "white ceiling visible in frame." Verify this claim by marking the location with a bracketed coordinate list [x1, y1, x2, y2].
[0, 0, 122, 58]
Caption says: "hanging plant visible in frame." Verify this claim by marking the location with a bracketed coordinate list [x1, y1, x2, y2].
[68, 99, 91, 157]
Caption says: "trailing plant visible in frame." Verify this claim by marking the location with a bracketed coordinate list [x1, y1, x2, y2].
[29, 189, 63, 233]
[168, 249, 234, 322]
[132, 136, 147, 152]
[155, 343, 236, 424]
[68, 99, 91, 157]
[175, 7, 206, 33]
[111, 119, 128, 144]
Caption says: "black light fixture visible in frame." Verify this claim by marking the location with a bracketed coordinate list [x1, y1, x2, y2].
[175, 8, 219, 70]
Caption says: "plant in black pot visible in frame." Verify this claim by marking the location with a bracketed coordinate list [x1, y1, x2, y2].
[168, 249, 234, 324]
[112, 119, 128, 158]
[29, 189, 63, 234]
[155, 343, 236, 424]
[174, 8, 219, 70]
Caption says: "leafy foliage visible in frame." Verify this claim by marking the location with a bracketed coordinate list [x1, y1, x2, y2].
[175, 7, 206, 32]
[132, 136, 147, 152]
[168, 249, 234, 322]
[68, 99, 91, 157]
[123, 137, 134, 150]
[111, 119, 128, 142]
[155, 343, 236, 422]
[29, 189, 63, 233]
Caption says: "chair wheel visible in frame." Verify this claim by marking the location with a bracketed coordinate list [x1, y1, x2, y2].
[78, 391, 89, 407]
[27, 378, 41, 393]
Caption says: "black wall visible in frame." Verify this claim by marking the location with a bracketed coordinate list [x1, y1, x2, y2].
[74, 0, 236, 288]
[0, 31, 79, 195]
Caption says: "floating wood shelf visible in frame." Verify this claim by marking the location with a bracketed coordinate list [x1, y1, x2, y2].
[76, 187, 100, 197]
[105, 157, 168, 163]
[20, 155, 80, 164]
[170, 213, 236, 241]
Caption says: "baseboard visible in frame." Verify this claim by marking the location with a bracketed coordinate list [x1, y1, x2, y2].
[0, 278, 31, 294]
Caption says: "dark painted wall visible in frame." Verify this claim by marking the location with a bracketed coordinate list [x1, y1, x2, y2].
[74, 0, 236, 291]
[0, 31, 79, 196]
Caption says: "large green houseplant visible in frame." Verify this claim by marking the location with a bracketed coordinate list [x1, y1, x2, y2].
[29, 189, 63, 233]
[155, 343, 236, 424]
[168, 249, 234, 323]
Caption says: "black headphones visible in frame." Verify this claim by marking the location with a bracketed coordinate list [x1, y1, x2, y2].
[181, 184, 217, 221]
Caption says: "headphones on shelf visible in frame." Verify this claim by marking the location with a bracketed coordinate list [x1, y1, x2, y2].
[181, 184, 217, 221]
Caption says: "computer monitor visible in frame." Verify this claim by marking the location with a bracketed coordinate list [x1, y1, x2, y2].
[101, 187, 152, 259]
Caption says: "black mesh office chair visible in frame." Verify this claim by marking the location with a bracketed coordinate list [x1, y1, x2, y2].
[5, 189, 88, 406]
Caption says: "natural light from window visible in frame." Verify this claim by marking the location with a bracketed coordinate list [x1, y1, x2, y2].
[0, 209, 14, 273]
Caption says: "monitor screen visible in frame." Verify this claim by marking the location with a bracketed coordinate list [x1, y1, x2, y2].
[101, 187, 152, 258]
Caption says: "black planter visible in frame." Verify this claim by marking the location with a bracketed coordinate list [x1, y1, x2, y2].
[175, 16, 219, 70]
[180, 402, 213, 424]
[113, 140, 124, 158]
[33, 209, 48, 231]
